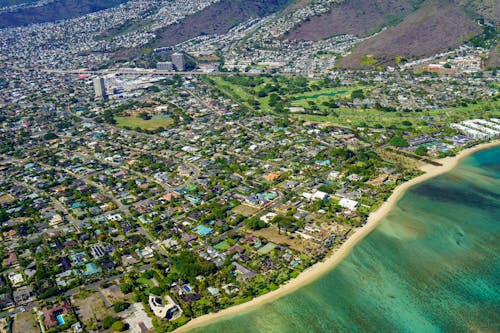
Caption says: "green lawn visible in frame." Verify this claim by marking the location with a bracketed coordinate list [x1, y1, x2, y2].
[289, 86, 364, 111]
[136, 277, 155, 288]
[210, 77, 258, 110]
[208, 75, 499, 131]
[209, 76, 373, 113]
[115, 116, 173, 130]
[293, 99, 500, 130]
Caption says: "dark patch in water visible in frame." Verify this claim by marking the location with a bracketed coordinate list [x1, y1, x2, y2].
[414, 182, 500, 211]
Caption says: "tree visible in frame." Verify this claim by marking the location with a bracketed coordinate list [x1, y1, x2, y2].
[272, 215, 297, 234]
[415, 146, 428, 156]
[102, 316, 118, 329]
[0, 210, 8, 223]
[244, 217, 267, 230]
[351, 89, 365, 99]
[113, 301, 130, 313]
[111, 320, 126, 332]
[103, 110, 116, 124]
[389, 136, 409, 147]
[43, 132, 58, 140]
[171, 251, 216, 281]
[138, 112, 150, 120]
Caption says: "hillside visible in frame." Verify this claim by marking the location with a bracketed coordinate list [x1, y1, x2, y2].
[0, 0, 37, 9]
[484, 42, 499, 70]
[285, 0, 424, 40]
[0, 0, 127, 28]
[153, 0, 293, 48]
[336, 0, 482, 68]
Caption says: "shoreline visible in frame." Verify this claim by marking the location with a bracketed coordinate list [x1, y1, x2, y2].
[175, 140, 499, 333]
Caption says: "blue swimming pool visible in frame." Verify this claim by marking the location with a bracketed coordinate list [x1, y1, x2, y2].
[183, 285, 191, 292]
[56, 314, 65, 325]
[193, 225, 213, 236]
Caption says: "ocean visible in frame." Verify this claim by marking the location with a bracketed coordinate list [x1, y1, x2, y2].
[189, 146, 500, 333]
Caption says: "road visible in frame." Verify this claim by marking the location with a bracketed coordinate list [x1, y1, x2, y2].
[37, 68, 268, 77]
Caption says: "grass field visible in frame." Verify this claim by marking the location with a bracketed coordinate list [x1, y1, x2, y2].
[232, 204, 259, 217]
[0, 193, 15, 205]
[13, 312, 38, 333]
[289, 86, 363, 111]
[208, 75, 499, 132]
[115, 116, 173, 131]
[72, 292, 110, 327]
[293, 99, 500, 129]
[252, 228, 316, 252]
[136, 277, 155, 288]
[209, 77, 258, 110]
[210, 77, 371, 113]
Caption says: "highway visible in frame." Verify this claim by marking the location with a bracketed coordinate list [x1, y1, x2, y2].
[39, 68, 266, 76]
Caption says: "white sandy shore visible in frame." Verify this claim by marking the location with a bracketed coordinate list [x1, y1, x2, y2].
[175, 140, 500, 333]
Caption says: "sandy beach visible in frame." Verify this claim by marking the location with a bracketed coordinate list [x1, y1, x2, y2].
[175, 140, 499, 333]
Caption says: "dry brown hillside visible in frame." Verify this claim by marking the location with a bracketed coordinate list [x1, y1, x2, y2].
[484, 42, 500, 69]
[285, 0, 424, 40]
[336, 0, 482, 68]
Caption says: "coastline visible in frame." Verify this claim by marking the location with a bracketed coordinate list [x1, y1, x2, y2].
[175, 140, 500, 333]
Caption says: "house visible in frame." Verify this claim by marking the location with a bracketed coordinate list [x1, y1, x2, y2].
[90, 244, 106, 258]
[3, 252, 18, 267]
[312, 190, 328, 201]
[49, 214, 63, 226]
[148, 294, 182, 320]
[260, 212, 276, 223]
[0, 294, 13, 309]
[303, 190, 328, 201]
[366, 174, 389, 186]
[13, 286, 34, 305]
[222, 284, 239, 294]
[122, 255, 139, 266]
[232, 262, 257, 280]
[347, 174, 362, 182]
[162, 192, 180, 202]
[2, 229, 17, 239]
[264, 173, 280, 182]
[42, 301, 71, 328]
[328, 170, 342, 181]
[288, 107, 305, 113]
[338, 198, 359, 211]
[136, 247, 154, 259]
[181, 232, 197, 244]
[207, 287, 220, 296]
[8, 272, 24, 287]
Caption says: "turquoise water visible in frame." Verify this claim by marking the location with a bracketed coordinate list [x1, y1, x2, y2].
[190, 146, 500, 333]
[56, 314, 65, 325]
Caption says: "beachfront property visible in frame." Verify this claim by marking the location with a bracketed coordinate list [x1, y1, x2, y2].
[450, 119, 500, 140]
[148, 294, 182, 320]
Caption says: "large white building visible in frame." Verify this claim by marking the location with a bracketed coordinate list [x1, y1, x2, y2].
[149, 294, 182, 320]
[172, 52, 185, 71]
[450, 119, 500, 140]
[338, 198, 359, 211]
[93, 77, 107, 99]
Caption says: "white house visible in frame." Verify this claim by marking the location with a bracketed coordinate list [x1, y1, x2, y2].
[338, 198, 359, 211]
[148, 294, 182, 320]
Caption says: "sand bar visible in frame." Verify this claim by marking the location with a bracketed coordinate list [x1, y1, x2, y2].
[175, 140, 499, 332]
